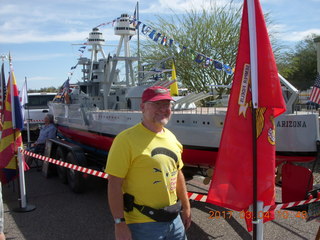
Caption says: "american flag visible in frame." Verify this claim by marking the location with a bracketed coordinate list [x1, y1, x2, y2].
[310, 73, 320, 104]
[53, 78, 70, 103]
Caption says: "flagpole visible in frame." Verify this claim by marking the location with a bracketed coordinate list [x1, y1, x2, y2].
[247, 0, 258, 108]
[25, 77, 31, 148]
[247, 0, 263, 239]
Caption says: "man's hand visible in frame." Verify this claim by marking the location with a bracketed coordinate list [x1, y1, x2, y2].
[108, 175, 131, 240]
[176, 170, 192, 230]
[0, 232, 5, 240]
[181, 206, 191, 230]
[115, 222, 132, 240]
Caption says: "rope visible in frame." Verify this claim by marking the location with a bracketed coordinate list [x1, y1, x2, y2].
[21, 149, 320, 210]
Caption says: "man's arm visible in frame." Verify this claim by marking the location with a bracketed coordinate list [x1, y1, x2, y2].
[108, 175, 132, 240]
[176, 170, 191, 229]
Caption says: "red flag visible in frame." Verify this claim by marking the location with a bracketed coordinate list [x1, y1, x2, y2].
[206, 0, 286, 231]
[0, 64, 24, 184]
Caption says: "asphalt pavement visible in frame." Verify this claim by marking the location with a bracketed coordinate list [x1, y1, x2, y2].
[2, 167, 320, 240]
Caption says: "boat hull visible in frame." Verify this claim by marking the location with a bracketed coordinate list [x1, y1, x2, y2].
[50, 102, 319, 167]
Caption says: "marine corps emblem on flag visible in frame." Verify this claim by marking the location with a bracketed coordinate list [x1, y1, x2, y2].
[267, 116, 276, 145]
[256, 108, 276, 145]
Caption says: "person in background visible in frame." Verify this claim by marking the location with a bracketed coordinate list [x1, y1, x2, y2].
[0, 182, 5, 240]
[27, 114, 56, 169]
[106, 86, 191, 240]
[31, 113, 57, 154]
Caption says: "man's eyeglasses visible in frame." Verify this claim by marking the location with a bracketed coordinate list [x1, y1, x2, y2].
[146, 101, 173, 109]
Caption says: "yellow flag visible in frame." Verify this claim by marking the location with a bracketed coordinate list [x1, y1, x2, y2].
[170, 62, 179, 96]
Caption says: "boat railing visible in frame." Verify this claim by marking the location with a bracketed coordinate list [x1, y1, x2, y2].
[93, 106, 227, 115]
[54, 101, 319, 118]
[293, 104, 320, 115]
[172, 106, 227, 115]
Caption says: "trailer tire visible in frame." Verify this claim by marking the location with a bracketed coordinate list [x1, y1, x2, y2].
[66, 151, 86, 193]
[56, 147, 68, 184]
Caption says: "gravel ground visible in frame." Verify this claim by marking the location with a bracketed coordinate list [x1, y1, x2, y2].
[1, 166, 319, 240]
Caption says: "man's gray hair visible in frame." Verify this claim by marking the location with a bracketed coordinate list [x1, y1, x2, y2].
[46, 114, 54, 123]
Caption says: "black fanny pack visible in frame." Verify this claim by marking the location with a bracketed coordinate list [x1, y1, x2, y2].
[123, 193, 181, 222]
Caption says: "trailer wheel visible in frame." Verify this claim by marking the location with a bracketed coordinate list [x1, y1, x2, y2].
[66, 151, 86, 193]
[56, 147, 68, 184]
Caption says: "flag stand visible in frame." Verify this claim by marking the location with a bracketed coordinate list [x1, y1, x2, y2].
[13, 147, 36, 213]
[251, 202, 264, 240]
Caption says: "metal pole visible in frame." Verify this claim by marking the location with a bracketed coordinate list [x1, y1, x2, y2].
[251, 107, 259, 239]
[25, 77, 31, 147]
[251, 109, 263, 240]
[17, 147, 27, 208]
[247, 0, 258, 108]
[256, 201, 264, 239]
[247, 0, 263, 238]
[14, 147, 36, 212]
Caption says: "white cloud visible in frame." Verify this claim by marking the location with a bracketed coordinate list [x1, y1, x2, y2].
[0, 31, 85, 44]
[27, 76, 57, 82]
[141, 0, 234, 14]
[268, 23, 287, 35]
[14, 53, 69, 62]
[278, 28, 320, 42]
[0, 27, 117, 44]
[0, 1, 129, 44]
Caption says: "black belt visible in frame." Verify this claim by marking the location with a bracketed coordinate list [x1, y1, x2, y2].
[123, 193, 181, 222]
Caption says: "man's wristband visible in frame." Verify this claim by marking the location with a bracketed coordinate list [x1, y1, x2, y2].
[114, 218, 125, 224]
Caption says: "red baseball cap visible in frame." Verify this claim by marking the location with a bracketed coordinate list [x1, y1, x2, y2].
[142, 86, 175, 103]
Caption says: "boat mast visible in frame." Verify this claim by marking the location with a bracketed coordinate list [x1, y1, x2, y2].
[113, 13, 138, 86]
[87, 28, 106, 82]
[76, 27, 110, 109]
[75, 15, 138, 110]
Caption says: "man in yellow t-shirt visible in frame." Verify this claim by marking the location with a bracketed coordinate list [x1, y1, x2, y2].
[106, 86, 191, 240]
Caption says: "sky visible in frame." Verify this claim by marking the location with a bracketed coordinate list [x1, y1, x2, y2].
[0, 0, 320, 90]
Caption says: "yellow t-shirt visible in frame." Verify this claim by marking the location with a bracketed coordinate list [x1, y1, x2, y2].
[105, 123, 183, 224]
